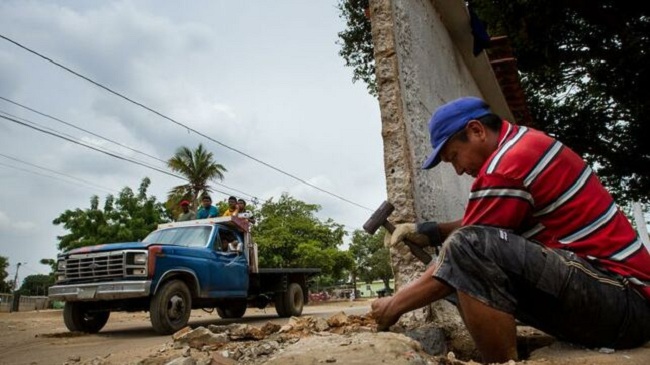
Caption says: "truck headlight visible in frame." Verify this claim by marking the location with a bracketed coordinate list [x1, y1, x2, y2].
[57, 260, 66, 270]
[133, 253, 147, 264]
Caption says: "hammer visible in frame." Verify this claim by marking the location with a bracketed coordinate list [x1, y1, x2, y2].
[363, 201, 432, 264]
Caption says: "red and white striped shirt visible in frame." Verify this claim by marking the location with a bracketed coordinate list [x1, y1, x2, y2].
[463, 121, 650, 300]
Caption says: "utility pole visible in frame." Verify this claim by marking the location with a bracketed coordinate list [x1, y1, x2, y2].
[12, 262, 23, 293]
[10, 262, 24, 313]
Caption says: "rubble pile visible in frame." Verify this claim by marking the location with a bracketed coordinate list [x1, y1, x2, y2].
[149, 311, 418, 365]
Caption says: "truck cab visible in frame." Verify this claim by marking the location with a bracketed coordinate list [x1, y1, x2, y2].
[49, 216, 319, 334]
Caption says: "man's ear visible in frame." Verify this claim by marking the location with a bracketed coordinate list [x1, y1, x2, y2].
[466, 120, 486, 141]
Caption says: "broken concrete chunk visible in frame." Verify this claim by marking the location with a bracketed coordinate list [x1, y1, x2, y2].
[174, 326, 229, 349]
[228, 324, 265, 341]
[172, 326, 192, 341]
[327, 312, 349, 327]
[261, 322, 282, 336]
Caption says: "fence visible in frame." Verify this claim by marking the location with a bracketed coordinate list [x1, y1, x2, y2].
[0, 293, 50, 312]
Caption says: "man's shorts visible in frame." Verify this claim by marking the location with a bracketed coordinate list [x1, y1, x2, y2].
[433, 225, 650, 349]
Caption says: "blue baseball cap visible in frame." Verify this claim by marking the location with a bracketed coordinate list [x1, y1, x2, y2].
[421, 97, 491, 169]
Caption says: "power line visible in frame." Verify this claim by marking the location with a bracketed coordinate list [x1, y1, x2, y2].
[0, 152, 116, 194]
[0, 33, 372, 212]
[0, 161, 114, 195]
[0, 108, 258, 200]
[0, 113, 245, 196]
[0, 95, 166, 164]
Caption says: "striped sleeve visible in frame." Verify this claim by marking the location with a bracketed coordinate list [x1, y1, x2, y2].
[463, 173, 532, 229]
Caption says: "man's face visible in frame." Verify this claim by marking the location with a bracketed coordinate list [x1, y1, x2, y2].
[202, 198, 211, 208]
[182, 204, 189, 212]
[238, 200, 246, 210]
[228, 199, 237, 209]
[439, 121, 491, 178]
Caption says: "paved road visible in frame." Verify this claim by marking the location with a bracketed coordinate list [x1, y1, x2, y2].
[0, 302, 370, 365]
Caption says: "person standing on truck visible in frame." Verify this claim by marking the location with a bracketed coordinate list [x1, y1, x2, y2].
[370, 96, 650, 363]
[196, 195, 219, 219]
[177, 200, 196, 221]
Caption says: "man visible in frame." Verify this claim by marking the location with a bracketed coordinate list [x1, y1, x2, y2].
[196, 195, 219, 219]
[177, 200, 196, 221]
[221, 196, 239, 217]
[370, 97, 650, 363]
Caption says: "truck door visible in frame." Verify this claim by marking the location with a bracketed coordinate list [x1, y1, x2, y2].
[208, 227, 249, 297]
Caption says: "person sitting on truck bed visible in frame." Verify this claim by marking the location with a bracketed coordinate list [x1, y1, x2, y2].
[177, 200, 196, 221]
[221, 196, 240, 217]
[197, 195, 219, 219]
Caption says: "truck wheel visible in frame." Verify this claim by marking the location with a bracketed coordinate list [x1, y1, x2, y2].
[274, 293, 289, 318]
[280, 283, 304, 317]
[63, 302, 110, 333]
[216, 300, 247, 319]
[150, 280, 192, 335]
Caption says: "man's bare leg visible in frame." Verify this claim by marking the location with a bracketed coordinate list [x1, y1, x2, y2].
[457, 291, 518, 363]
[370, 265, 453, 330]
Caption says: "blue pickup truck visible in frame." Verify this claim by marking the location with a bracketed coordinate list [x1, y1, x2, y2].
[48, 216, 320, 335]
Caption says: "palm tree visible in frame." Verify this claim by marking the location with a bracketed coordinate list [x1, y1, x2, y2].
[167, 144, 227, 207]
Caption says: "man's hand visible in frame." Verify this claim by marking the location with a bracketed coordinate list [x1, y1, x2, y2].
[370, 296, 401, 331]
[390, 223, 430, 248]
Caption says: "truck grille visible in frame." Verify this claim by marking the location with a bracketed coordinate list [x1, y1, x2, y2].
[65, 251, 125, 280]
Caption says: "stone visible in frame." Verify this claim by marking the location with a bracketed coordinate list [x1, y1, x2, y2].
[210, 352, 236, 365]
[327, 312, 349, 327]
[207, 325, 229, 334]
[174, 326, 229, 349]
[313, 317, 330, 332]
[172, 326, 192, 341]
[182, 346, 191, 357]
[228, 324, 265, 341]
[164, 357, 195, 365]
[404, 324, 447, 356]
[261, 322, 281, 336]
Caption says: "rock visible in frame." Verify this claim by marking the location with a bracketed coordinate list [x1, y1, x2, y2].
[599, 347, 615, 354]
[207, 325, 229, 334]
[174, 326, 229, 349]
[261, 322, 281, 335]
[266, 332, 433, 365]
[172, 326, 192, 341]
[210, 352, 236, 365]
[313, 317, 330, 332]
[327, 312, 349, 327]
[182, 346, 191, 357]
[164, 357, 195, 365]
[173, 341, 184, 350]
[67, 355, 81, 362]
[228, 324, 265, 341]
[404, 324, 447, 356]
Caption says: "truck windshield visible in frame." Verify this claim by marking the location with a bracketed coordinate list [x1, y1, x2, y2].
[143, 226, 213, 248]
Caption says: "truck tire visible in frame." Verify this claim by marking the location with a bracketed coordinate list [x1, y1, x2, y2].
[150, 280, 192, 335]
[274, 293, 289, 318]
[216, 300, 247, 319]
[63, 302, 110, 333]
[278, 283, 304, 318]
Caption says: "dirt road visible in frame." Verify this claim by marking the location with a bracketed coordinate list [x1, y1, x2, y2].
[0, 300, 370, 365]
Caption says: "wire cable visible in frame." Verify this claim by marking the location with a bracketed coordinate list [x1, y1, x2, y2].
[0, 108, 259, 200]
[0, 33, 372, 212]
[0, 152, 116, 193]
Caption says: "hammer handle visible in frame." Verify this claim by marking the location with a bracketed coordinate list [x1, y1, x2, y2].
[384, 222, 432, 265]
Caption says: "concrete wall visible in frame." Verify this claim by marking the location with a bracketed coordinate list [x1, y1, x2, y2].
[370, 0, 510, 333]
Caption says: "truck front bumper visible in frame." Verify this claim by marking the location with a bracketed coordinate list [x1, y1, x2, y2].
[49, 280, 152, 301]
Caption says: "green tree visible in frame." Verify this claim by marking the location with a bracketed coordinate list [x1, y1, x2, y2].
[252, 193, 353, 282]
[337, 0, 650, 203]
[40, 258, 56, 275]
[167, 144, 227, 210]
[349, 229, 393, 290]
[0, 256, 10, 293]
[337, 0, 375, 96]
[18, 274, 54, 296]
[53, 178, 171, 252]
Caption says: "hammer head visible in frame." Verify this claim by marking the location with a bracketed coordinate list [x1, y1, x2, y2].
[363, 201, 395, 234]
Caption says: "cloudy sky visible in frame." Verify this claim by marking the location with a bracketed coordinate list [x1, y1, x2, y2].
[0, 1, 385, 285]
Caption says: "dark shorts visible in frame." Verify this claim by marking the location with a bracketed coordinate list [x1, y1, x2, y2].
[433, 225, 650, 349]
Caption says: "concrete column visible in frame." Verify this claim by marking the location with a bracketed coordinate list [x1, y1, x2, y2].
[369, 0, 508, 344]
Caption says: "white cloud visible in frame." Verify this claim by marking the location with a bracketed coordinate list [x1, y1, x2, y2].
[0, 211, 36, 232]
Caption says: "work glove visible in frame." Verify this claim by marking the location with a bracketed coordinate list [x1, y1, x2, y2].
[389, 222, 443, 248]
